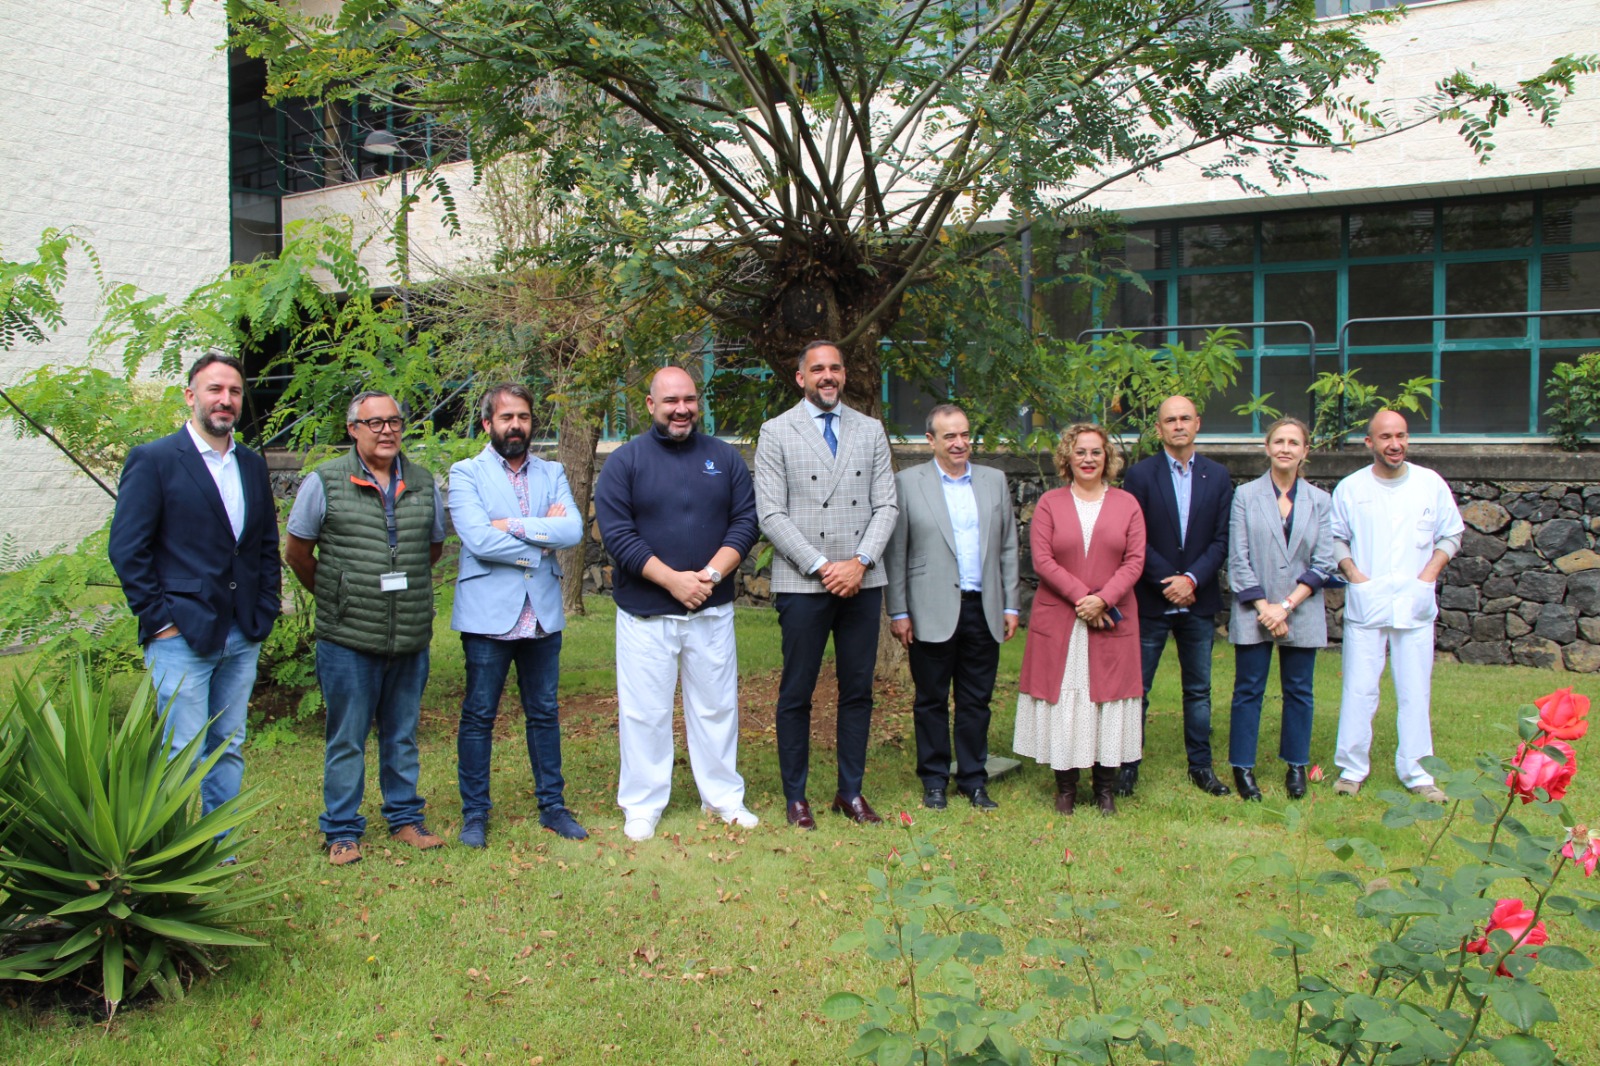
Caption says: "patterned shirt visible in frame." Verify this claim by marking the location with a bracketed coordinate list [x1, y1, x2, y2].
[492, 453, 551, 641]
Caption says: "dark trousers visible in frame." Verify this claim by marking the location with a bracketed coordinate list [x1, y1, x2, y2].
[1126, 610, 1216, 773]
[1228, 641, 1317, 768]
[457, 632, 566, 817]
[909, 595, 1000, 792]
[774, 587, 882, 802]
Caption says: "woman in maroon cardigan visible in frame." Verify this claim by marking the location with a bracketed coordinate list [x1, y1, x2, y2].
[1014, 424, 1147, 815]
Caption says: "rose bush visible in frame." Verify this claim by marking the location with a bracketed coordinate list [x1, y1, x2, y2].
[1534, 687, 1589, 742]
[1507, 738, 1577, 803]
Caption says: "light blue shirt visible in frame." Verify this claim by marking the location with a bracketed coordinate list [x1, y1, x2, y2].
[940, 467, 982, 591]
[1165, 449, 1198, 614]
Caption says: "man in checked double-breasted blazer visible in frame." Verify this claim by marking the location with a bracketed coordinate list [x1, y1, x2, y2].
[753, 340, 899, 830]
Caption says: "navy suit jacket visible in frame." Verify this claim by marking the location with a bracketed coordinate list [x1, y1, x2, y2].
[1121, 450, 1233, 620]
[108, 428, 282, 656]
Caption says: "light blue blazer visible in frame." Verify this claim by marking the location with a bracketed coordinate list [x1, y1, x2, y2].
[447, 445, 582, 636]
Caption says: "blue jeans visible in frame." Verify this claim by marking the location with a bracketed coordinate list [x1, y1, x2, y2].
[1129, 611, 1216, 772]
[316, 639, 429, 842]
[458, 632, 566, 818]
[144, 625, 262, 816]
[1229, 641, 1317, 769]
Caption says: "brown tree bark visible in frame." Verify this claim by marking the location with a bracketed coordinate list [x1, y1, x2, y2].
[555, 408, 601, 617]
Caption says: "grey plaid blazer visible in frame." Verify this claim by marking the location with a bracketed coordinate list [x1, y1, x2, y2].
[753, 401, 899, 594]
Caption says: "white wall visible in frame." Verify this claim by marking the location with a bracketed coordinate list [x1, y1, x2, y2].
[0, 0, 231, 554]
[1094, 0, 1600, 219]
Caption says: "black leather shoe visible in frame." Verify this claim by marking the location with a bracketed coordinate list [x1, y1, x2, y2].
[831, 794, 884, 824]
[1189, 767, 1232, 797]
[958, 786, 998, 810]
[1285, 764, 1308, 800]
[1233, 766, 1263, 802]
[1114, 764, 1138, 798]
[922, 787, 948, 810]
[786, 799, 816, 830]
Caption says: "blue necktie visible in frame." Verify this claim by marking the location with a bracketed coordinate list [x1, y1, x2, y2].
[822, 412, 838, 456]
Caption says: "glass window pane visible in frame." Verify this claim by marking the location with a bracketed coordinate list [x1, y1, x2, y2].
[1201, 354, 1252, 434]
[1104, 278, 1168, 349]
[1180, 221, 1253, 267]
[1344, 352, 1434, 434]
[1178, 272, 1253, 327]
[1037, 278, 1094, 342]
[1542, 191, 1600, 246]
[1540, 251, 1600, 340]
[886, 372, 945, 438]
[1439, 350, 1529, 433]
[1349, 205, 1433, 257]
[1263, 271, 1335, 345]
[1115, 226, 1170, 272]
[1259, 354, 1330, 425]
[1348, 261, 1433, 344]
[1445, 260, 1528, 339]
[1261, 212, 1339, 262]
[1539, 348, 1600, 435]
[1442, 197, 1533, 252]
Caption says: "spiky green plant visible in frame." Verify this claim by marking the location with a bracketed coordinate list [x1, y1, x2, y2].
[0, 662, 275, 1014]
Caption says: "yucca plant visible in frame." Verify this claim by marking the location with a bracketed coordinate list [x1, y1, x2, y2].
[0, 661, 276, 1014]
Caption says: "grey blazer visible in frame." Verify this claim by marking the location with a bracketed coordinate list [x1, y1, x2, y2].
[1227, 472, 1336, 647]
[753, 401, 899, 594]
[884, 460, 1020, 644]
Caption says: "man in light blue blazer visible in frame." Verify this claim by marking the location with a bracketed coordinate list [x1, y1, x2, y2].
[448, 383, 586, 846]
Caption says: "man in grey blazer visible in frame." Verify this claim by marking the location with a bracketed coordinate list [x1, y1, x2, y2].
[754, 340, 899, 828]
[885, 404, 1019, 811]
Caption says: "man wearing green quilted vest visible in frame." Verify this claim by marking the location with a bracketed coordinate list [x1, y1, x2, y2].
[285, 390, 448, 866]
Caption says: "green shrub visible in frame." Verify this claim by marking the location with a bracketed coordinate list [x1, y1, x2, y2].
[0, 663, 276, 1014]
[1543, 351, 1600, 451]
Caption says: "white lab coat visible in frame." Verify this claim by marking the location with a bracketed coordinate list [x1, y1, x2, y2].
[1330, 465, 1464, 630]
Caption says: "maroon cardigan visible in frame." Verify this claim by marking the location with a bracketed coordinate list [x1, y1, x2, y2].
[1017, 486, 1147, 705]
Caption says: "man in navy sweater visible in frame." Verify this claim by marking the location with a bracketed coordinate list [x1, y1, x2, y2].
[594, 366, 761, 841]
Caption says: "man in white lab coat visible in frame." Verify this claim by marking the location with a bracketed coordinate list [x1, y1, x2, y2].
[1329, 409, 1464, 802]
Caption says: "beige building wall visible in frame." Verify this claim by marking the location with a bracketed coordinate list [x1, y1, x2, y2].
[0, 0, 231, 554]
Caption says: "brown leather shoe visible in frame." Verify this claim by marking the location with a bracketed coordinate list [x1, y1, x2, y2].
[328, 839, 363, 866]
[830, 794, 883, 824]
[391, 823, 445, 849]
[1091, 765, 1117, 817]
[1053, 768, 1080, 815]
[786, 799, 816, 830]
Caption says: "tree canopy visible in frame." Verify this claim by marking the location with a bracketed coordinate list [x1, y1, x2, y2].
[226, 0, 1597, 414]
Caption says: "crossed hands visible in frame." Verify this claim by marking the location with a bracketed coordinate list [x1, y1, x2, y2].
[1159, 573, 1196, 607]
[1255, 602, 1290, 639]
[666, 568, 717, 611]
[490, 502, 567, 555]
[1076, 593, 1112, 630]
[819, 557, 866, 598]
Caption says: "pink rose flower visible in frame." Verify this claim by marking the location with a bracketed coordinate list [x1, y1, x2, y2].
[1062, 847, 1075, 865]
[1507, 740, 1577, 804]
[1307, 764, 1324, 783]
[1465, 898, 1550, 976]
[1561, 830, 1600, 878]
[1533, 687, 1590, 742]
[898, 811, 913, 827]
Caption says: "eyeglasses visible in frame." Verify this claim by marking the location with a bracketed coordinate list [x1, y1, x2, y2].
[352, 417, 405, 432]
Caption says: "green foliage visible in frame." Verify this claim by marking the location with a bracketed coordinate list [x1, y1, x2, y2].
[957, 328, 1245, 463]
[0, 663, 275, 1014]
[0, 523, 140, 681]
[1542, 351, 1600, 451]
[828, 693, 1598, 1065]
[0, 230, 99, 350]
[1250, 369, 1441, 451]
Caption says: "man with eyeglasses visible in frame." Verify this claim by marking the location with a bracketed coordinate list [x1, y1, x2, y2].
[285, 390, 448, 866]
[1118, 394, 1235, 800]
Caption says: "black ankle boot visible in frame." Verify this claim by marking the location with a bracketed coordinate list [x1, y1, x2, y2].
[1233, 766, 1263, 802]
[1285, 764, 1308, 799]
[1091, 764, 1117, 816]
[1053, 768, 1079, 815]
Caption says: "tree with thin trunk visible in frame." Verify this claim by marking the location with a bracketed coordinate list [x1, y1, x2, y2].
[226, 0, 1596, 415]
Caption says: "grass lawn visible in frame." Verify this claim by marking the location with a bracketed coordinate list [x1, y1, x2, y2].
[1, 599, 1597, 1065]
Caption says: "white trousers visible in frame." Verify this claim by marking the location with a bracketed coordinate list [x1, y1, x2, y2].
[1335, 623, 1437, 788]
[615, 605, 746, 820]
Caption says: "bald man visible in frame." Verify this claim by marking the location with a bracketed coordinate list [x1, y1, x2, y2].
[1119, 395, 1235, 799]
[593, 367, 761, 841]
[1329, 409, 1462, 803]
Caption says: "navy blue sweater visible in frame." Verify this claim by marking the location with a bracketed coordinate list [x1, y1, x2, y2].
[593, 426, 759, 617]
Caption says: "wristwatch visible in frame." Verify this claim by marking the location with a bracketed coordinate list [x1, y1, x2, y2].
[1279, 598, 1294, 612]
[855, 553, 873, 569]
[705, 567, 723, 584]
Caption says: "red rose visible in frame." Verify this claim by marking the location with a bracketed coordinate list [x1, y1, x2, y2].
[1561, 831, 1600, 878]
[898, 811, 913, 827]
[1062, 847, 1075, 865]
[1307, 764, 1324, 783]
[1507, 740, 1577, 804]
[1534, 687, 1590, 742]
[1465, 898, 1550, 976]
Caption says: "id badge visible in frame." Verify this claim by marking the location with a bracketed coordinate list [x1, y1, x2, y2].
[379, 571, 409, 593]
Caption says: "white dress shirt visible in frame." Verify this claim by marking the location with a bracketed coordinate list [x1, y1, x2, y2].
[185, 421, 244, 541]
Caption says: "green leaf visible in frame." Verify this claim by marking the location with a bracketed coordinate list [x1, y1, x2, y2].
[124, 912, 262, 948]
[1362, 1017, 1414, 1043]
[1489, 1034, 1555, 1066]
[876, 1033, 913, 1066]
[1527, 944, 1589, 970]
[1490, 983, 1560, 1029]
[843, 1027, 889, 1058]
[953, 1024, 986, 1053]
[822, 992, 866, 1020]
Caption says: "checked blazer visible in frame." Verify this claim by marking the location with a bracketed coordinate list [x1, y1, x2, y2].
[753, 401, 899, 594]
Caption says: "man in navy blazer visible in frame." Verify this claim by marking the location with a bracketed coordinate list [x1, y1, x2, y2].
[108, 352, 282, 816]
[1118, 395, 1234, 799]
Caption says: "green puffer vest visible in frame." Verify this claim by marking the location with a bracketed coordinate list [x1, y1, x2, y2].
[312, 449, 437, 655]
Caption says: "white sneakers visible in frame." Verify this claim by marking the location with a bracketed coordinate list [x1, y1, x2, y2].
[705, 805, 760, 829]
[623, 816, 658, 842]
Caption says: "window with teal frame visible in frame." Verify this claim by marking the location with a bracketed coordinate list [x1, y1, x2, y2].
[1068, 187, 1600, 437]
